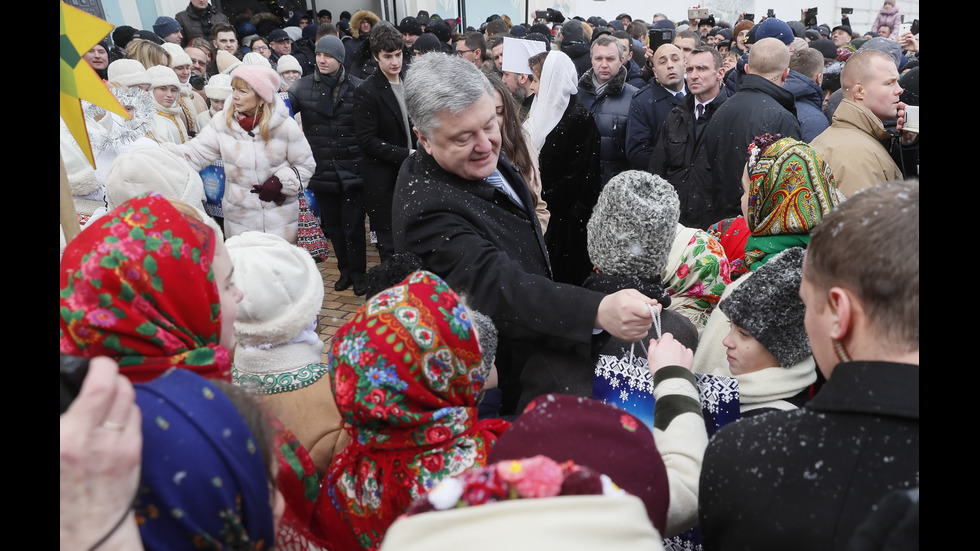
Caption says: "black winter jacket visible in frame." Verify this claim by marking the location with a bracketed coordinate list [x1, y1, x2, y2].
[287, 67, 363, 195]
[577, 66, 639, 186]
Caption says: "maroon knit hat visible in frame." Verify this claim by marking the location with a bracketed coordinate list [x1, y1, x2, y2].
[488, 393, 670, 534]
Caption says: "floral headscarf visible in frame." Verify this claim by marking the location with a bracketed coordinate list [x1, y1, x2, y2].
[742, 137, 844, 272]
[316, 270, 509, 550]
[663, 224, 732, 327]
[133, 368, 275, 550]
[60, 193, 231, 383]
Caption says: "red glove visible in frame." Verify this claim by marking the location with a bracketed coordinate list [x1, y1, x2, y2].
[251, 175, 286, 205]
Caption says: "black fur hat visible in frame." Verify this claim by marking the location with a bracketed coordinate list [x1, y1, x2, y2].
[719, 247, 811, 366]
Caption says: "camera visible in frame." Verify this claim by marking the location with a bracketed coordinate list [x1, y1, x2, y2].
[744, 13, 755, 22]
[841, 7, 854, 15]
[534, 10, 549, 21]
[61, 354, 90, 414]
[649, 28, 676, 50]
[190, 74, 206, 91]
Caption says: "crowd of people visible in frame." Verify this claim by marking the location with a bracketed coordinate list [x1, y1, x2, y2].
[61, 2, 919, 550]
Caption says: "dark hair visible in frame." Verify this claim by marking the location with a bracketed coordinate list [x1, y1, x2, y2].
[486, 72, 539, 207]
[484, 19, 510, 37]
[461, 30, 488, 59]
[369, 22, 404, 56]
[691, 45, 724, 69]
[316, 22, 338, 41]
[211, 22, 236, 39]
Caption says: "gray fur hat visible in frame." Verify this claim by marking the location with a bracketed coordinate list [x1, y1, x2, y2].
[587, 170, 679, 279]
[719, 247, 810, 366]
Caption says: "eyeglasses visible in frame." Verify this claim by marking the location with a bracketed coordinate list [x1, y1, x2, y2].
[252, 45, 269, 51]
[455, 48, 476, 56]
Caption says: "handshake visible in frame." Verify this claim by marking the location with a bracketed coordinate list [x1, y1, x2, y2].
[251, 175, 287, 206]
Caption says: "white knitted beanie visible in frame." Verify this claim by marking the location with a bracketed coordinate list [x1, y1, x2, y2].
[162, 43, 192, 68]
[242, 51, 273, 68]
[276, 54, 302, 74]
[225, 231, 324, 347]
[107, 59, 151, 87]
[146, 64, 180, 89]
[204, 73, 233, 101]
[587, 170, 680, 279]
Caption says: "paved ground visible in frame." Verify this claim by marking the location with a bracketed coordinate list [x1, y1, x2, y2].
[315, 226, 381, 360]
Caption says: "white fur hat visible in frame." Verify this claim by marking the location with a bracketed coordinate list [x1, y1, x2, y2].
[104, 147, 206, 213]
[225, 231, 324, 347]
[204, 73, 233, 101]
[216, 49, 243, 75]
[146, 64, 180, 89]
[242, 51, 272, 68]
[162, 42, 192, 68]
[107, 59, 151, 87]
[276, 54, 302, 74]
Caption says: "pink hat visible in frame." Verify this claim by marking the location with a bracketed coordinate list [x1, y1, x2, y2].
[230, 64, 280, 104]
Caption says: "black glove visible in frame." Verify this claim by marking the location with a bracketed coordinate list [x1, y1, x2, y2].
[251, 175, 286, 205]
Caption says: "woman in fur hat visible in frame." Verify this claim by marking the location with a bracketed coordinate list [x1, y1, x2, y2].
[145, 65, 191, 144]
[163, 64, 315, 244]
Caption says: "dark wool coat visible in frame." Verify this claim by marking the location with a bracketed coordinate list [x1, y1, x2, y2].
[784, 69, 830, 143]
[354, 69, 415, 233]
[537, 97, 603, 286]
[702, 73, 802, 227]
[649, 87, 733, 230]
[175, 2, 229, 44]
[392, 150, 606, 415]
[577, 67, 639, 186]
[625, 80, 683, 171]
[699, 361, 919, 551]
[288, 67, 363, 195]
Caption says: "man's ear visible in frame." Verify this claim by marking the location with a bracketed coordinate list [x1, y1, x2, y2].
[827, 287, 852, 341]
[414, 127, 433, 154]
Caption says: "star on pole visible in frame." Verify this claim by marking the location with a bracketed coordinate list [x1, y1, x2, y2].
[60, 1, 129, 167]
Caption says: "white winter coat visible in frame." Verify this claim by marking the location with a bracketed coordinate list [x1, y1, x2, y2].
[164, 98, 315, 243]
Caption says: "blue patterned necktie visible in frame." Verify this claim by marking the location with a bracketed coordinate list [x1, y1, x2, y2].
[486, 169, 523, 208]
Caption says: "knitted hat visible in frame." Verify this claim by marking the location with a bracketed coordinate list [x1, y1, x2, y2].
[428, 19, 452, 42]
[267, 28, 291, 43]
[242, 51, 272, 68]
[225, 231, 324, 347]
[204, 73, 233, 100]
[608, 20, 624, 32]
[787, 20, 805, 38]
[302, 24, 318, 40]
[107, 58, 150, 87]
[133, 29, 164, 45]
[146, 65, 180, 89]
[275, 54, 301, 74]
[509, 24, 527, 38]
[587, 170, 680, 279]
[153, 16, 181, 39]
[112, 25, 138, 49]
[216, 49, 243, 74]
[561, 19, 585, 43]
[805, 29, 821, 41]
[809, 38, 838, 62]
[719, 247, 810, 366]
[162, 43, 191, 68]
[398, 16, 422, 36]
[488, 393, 671, 536]
[413, 33, 442, 54]
[231, 65, 280, 103]
[315, 35, 345, 62]
[283, 26, 302, 42]
[858, 36, 902, 69]
[653, 18, 676, 30]
[718, 28, 733, 41]
[746, 18, 794, 45]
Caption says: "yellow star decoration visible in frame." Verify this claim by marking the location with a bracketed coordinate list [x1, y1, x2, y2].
[60, 1, 129, 167]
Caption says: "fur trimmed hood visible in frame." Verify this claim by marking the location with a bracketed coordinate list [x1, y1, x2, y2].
[350, 10, 380, 39]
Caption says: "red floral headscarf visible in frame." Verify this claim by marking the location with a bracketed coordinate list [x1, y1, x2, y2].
[315, 270, 509, 550]
[60, 193, 231, 383]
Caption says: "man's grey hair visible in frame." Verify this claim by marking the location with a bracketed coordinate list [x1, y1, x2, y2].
[404, 52, 493, 137]
[591, 34, 625, 59]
